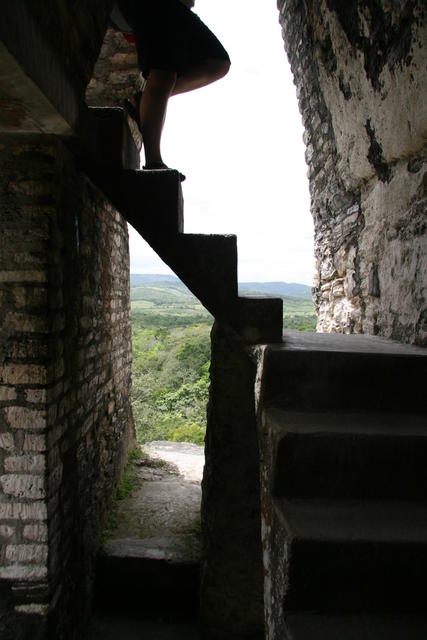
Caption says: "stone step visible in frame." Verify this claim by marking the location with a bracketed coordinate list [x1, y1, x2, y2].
[120, 169, 184, 237]
[262, 331, 427, 412]
[264, 409, 427, 500]
[275, 499, 427, 542]
[83, 108, 283, 342]
[95, 535, 200, 616]
[163, 233, 238, 318]
[231, 296, 283, 344]
[274, 499, 427, 613]
[283, 613, 427, 640]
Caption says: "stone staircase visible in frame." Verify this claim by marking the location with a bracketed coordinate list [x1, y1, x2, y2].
[257, 331, 427, 639]
[84, 105, 282, 637]
[83, 106, 283, 344]
[85, 107, 427, 639]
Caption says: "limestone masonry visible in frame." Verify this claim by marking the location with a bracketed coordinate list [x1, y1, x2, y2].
[278, 0, 427, 344]
[0, 140, 135, 639]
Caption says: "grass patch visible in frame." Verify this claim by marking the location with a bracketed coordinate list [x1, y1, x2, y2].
[115, 447, 143, 500]
[101, 447, 143, 544]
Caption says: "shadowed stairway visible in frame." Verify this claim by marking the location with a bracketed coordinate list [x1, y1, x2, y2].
[257, 332, 427, 639]
[86, 106, 283, 638]
[86, 107, 427, 640]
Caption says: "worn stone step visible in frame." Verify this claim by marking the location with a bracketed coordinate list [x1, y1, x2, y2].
[274, 499, 427, 613]
[163, 233, 238, 318]
[96, 168, 184, 238]
[86, 168, 237, 314]
[95, 535, 200, 616]
[275, 500, 427, 543]
[283, 613, 427, 640]
[264, 409, 427, 500]
[121, 169, 184, 237]
[82, 109, 283, 341]
[262, 331, 427, 412]
[232, 296, 283, 344]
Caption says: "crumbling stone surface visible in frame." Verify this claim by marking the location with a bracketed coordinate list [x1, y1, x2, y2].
[278, 0, 427, 344]
[86, 29, 143, 107]
[0, 140, 135, 639]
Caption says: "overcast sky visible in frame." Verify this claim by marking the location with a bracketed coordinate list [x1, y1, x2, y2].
[129, 0, 314, 284]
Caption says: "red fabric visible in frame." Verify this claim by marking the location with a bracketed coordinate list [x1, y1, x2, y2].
[123, 33, 136, 44]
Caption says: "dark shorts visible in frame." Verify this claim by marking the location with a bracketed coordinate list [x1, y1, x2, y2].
[117, 0, 230, 77]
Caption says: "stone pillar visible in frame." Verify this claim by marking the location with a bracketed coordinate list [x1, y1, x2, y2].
[201, 323, 264, 640]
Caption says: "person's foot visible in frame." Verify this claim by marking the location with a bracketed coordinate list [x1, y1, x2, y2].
[143, 162, 186, 182]
[143, 161, 169, 170]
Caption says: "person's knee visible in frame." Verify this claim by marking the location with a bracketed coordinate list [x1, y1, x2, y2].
[219, 59, 231, 78]
[211, 59, 230, 81]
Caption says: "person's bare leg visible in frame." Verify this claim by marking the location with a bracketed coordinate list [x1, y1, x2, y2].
[172, 58, 230, 96]
[128, 60, 229, 167]
[138, 69, 177, 168]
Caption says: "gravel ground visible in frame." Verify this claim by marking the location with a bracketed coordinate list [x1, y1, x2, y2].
[102, 441, 204, 550]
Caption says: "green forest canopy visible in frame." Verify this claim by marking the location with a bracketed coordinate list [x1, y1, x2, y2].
[131, 276, 316, 444]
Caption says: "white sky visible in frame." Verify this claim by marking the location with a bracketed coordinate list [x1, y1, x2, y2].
[129, 0, 315, 285]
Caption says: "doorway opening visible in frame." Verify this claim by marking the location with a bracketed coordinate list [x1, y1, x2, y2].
[93, 0, 314, 634]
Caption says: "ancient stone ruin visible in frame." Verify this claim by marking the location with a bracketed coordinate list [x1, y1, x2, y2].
[0, 1, 426, 639]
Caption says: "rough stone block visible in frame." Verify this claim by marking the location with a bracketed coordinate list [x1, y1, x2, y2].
[14, 603, 49, 616]
[23, 524, 48, 543]
[0, 475, 45, 500]
[4, 455, 45, 474]
[24, 389, 46, 405]
[5, 545, 48, 564]
[0, 388, 17, 402]
[0, 434, 15, 451]
[0, 502, 47, 521]
[4, 337, 48, 360]
[23, 434, 47, 453]
[3, 407, 46, 431]
[0, 526, 15, 540]
[0, 565, 48, 581]
[0, 365, 47, 386]
[0, 271, 47, 284]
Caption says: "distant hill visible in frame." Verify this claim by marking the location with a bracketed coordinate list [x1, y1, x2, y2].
[238, 281, 312, 299]
[130, 274, 316, 331]
[130, 274, 179, 286]
[130, 274, 312, 299]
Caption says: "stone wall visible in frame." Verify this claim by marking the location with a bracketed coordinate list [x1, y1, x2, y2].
[278, 0, 427, 345]
[0, 140, 135, 639]
[87, 29, 143, 107]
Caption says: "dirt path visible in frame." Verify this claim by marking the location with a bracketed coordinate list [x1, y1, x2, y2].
[102, 441, 204, 561]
